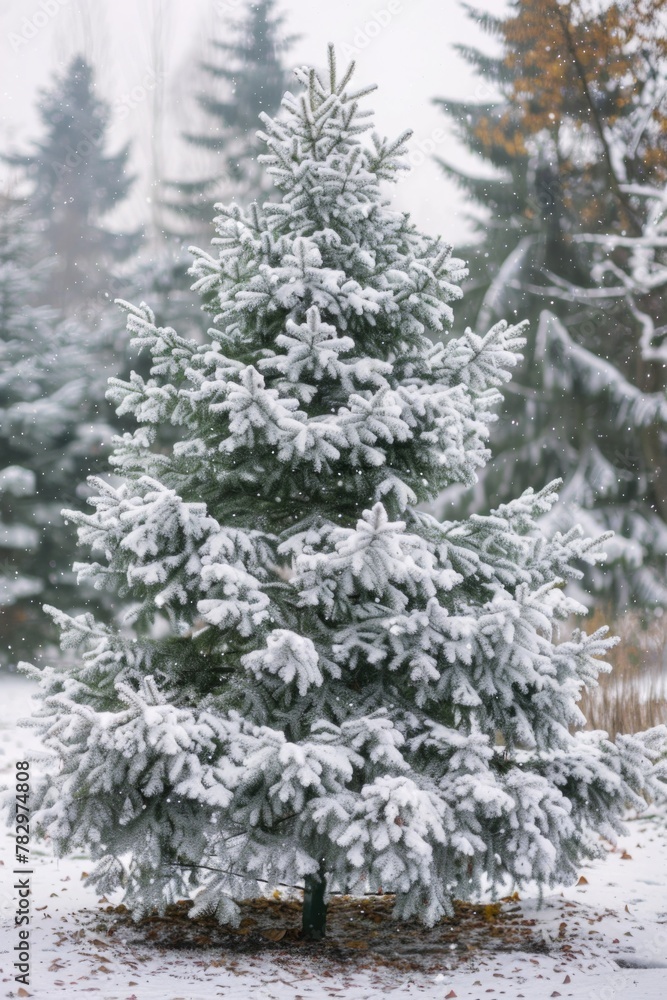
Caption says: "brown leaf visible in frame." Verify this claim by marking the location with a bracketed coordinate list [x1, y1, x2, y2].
[621, 851, 632, 860]
[576, 875, 588, 885]
[261, 928, 287, 942]
[551, 993, 561, 998]
[17, 990, 30, 998]
[563, 975, 571, 984]
[344, 939, 369, 949]
[445, 991, 457, 998]
[81, 871, 89, 879]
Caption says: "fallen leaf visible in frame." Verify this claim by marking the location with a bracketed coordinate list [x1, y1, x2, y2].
[445, 991, 457, 998]
[577, 876, 588, 885]
[563, 975, 571, 983]
[621, 851, 632, 860]
[261, 928, 286, 942]
[344, 939, 369, 949]
[17, 990, 30, 998]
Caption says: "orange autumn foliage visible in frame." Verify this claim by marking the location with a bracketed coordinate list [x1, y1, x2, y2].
[472, 0, 667, 232]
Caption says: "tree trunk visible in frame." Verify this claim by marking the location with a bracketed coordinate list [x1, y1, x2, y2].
[302, 867, 327, 940]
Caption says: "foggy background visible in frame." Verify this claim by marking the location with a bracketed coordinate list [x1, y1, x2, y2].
[0, 0, 503, 249]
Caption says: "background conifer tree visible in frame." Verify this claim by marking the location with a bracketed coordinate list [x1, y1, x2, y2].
[434, 0, 667, 608]
[5, 56, 141, 312]
[162, 0, 295, 236]
[22, 48, 666, 941]
[0, 195, 117, 669]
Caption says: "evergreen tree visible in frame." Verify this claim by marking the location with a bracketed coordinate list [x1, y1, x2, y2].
[162, 0, 295, 235]
[5, 56, 141, 311]
[433, 0, 667, 609]
[580, 182, 667, 364]
[21, 49, 666, 940]
[0, 196, 116, 669]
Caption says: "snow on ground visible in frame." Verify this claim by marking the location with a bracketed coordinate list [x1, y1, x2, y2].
[2, 676, 667, 1000]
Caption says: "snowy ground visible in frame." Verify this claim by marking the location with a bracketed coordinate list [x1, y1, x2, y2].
[2, 676, 666, 1000]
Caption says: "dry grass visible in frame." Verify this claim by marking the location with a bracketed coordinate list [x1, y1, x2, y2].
[578, 608, 667, 737]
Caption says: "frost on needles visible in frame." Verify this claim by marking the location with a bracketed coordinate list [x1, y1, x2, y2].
[15, 47, 667, 937]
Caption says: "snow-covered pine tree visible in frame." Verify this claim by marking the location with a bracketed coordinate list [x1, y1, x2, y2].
[4, 56, 141, 312]
[433, 0, 667, 609]
[162, 0, 295, 235]
[0, 195, 116, 669]
[20, 48, 666, 939]
[156, 1, 296, 350]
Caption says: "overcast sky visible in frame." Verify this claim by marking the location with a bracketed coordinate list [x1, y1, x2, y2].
[0, 0, 505, 248]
